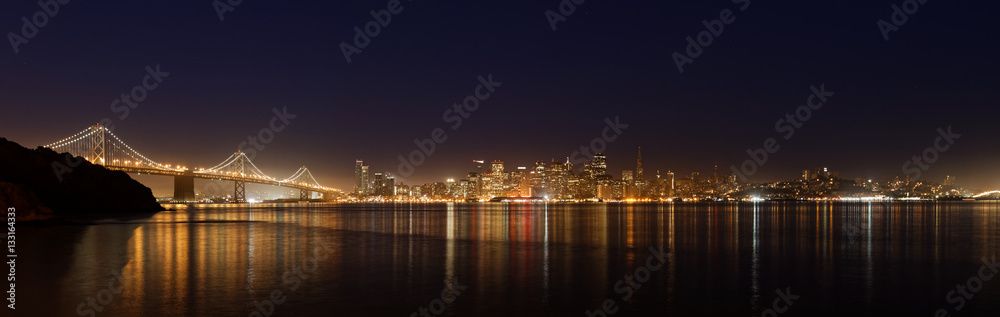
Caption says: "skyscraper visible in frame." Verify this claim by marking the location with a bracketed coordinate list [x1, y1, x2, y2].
[622, 170, 635, 198]
[355, 160, 371, 196]
[593, 153, 607, 177]
[549, 159, 566, 199]
[386, 175, 396, 196]
[466, 172, 480, 198]
[487, 160, 505, 198]
[712, 165, 720, 185]
[531, 161, 546, 196]
[373, 172, 385, 196]
[635, 147, 646, 198]
[636, 147, 644, 181]
[622, 170, 634, 184]
[361, 165, 370, 195]
[667, 171, 675, 197]
[654, 170, 663, 197]
[355, 160, 364, 195]
[491, 160, 504, 175]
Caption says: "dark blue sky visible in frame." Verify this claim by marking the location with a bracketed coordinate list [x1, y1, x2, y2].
[2, 0, 999, 191]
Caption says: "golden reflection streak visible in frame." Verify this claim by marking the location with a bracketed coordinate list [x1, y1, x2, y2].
[121, 226, 145, 313]
[666, 203, 676, 304]
[626, 205, 635, 263]
[446, 203, 456, 283]
[750, 202, 760, 311]
[542, 203, 550, 303]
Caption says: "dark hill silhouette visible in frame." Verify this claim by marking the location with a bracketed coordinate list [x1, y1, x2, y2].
[0, 137, 163, 221]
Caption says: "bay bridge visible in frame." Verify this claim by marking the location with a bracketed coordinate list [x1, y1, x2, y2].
[43, 124, 335, 203]
[973, 191, 1000, 199]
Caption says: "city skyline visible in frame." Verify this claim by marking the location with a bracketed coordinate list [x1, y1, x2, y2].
[20, 126, 994, 199]
[4, 1, 1000, 316]
[345, 148, 990, 203]
[3, 1, 999, 192]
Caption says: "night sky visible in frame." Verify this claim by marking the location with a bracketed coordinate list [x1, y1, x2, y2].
[2, 0, 999, 192]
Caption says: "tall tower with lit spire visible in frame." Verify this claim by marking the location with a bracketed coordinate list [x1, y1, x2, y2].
[636, 147, 644, 181]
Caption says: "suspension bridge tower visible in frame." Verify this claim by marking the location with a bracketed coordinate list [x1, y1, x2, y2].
[234, 151, 247, 203]
[89, 124, 105, 164]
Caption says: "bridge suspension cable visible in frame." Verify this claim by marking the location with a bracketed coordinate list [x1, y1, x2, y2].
[196, 152, 275, 180]
[43, 125, 184, 172]
[42, 125, 339, 199]
[280, 167, 323, 187]
[972, 190, 1000, 198]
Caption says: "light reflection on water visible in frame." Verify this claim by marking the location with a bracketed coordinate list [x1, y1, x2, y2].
[15, 202, 1000, 316]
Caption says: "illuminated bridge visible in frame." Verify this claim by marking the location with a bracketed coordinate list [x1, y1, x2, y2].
[43, 125, 335, 203]
[973, 191, 1000, 199]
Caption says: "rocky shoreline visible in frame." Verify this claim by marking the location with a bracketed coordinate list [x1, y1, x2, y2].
[0, 137, 164, 223]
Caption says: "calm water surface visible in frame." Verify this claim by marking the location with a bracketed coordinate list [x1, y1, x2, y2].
[17, 202, 1000, 316]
